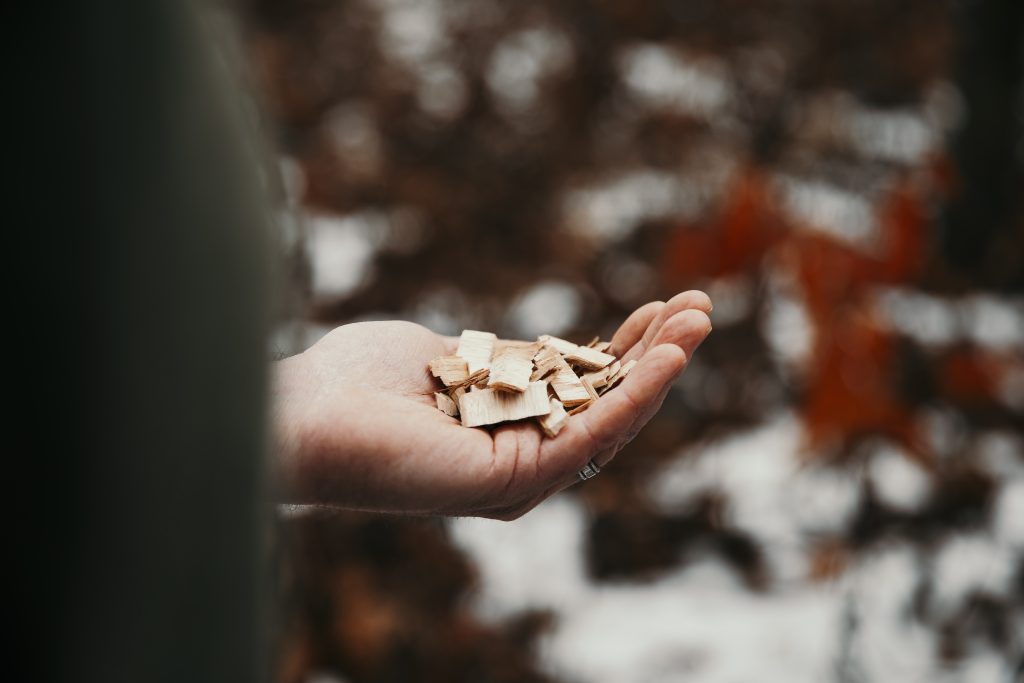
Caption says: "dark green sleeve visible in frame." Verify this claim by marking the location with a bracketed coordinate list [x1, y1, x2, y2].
[17, 2, 274, 682]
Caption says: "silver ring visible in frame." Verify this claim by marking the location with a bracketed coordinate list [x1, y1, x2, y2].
[577, 459, 601, 481]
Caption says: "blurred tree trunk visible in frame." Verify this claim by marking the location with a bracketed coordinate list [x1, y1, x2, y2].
[941, 0, 1023, 291]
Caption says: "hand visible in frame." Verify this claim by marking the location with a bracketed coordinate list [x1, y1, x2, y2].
[272, 291, 712, 519]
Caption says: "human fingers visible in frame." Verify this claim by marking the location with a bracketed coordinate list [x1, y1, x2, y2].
[590, 310, 711, 466]
[621, 290, 712, 364]
[476, 316, 711, 518]
[608, 301, 664, 357]
[536, 344, 687, 485]
[646, 308, 712, 360]
[475, 345, 687, 520]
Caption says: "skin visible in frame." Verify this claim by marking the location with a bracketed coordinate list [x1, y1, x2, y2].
[273, 290, 712, 520]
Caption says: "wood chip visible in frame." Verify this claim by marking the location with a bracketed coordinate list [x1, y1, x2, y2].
[583, 366, 611, 389]
[568, 400, 594, 415]
[447, 367, 489, 390]
[488, 345, 535, 392]
[431, 329, 640, 438]
[605, 359, 637, 390]
[550, 357, 591, 407]
[530, 344, 562, 381]
[434, 392, 459, 417]
[617, 358, 638, 379]
[537, 334, 580, 356]
[456, 330, 497, 374]
[493, 339, 542, 355]
[537, 398, 569, 437]
[459, 381, 551, 428]
[607, 360, 621, 378]
[596, 360, 620, 395]
[565, 345, 616, 371]
[428, 356, 469, 386]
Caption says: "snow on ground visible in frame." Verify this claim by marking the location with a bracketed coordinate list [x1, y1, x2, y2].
[449, 415, 1024, 683]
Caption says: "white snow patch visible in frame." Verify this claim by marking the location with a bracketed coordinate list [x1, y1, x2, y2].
[931, 535, 1016, 616]
[449, 496, 589, 619]
[541, 567, 842, 683]
[960, 295, 1024, 353]
[505, 280, 582, 339]
[486, 27, 573, 114]
[650, 414, 815, 581]
[563, 170, 703, 244]
[875, 287, 960, 347]
[786, 464, 863, 534]
[868, 444, 932, 512]
[761, 287, 815, 370]
[618, 44, 733, 120]
[844, 546, 938, 683]
[305, 213, 376, 299]
[703, 275, 755, 327]
[993, 480, 1024, 549]
[776, 176, 878, 249]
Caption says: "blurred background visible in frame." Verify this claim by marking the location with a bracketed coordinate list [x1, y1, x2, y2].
[232, 0, 1022, 681]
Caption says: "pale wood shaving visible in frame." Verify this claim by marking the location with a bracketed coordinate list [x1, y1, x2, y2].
[580, 375, 601, 402]
[435, 392, 459, 417]
[431, 329, 642, 438]
[617, 358, 638, 379]
[537, 334, 580, 356]
[537, 398, 569, 437]
[429, 356, 469, 386]
[607, 360, 621, 379]
[605, 359, 637, 391]
[565, 345, 616, 371]
[550, 357, 592, 407]
[530, 345, 562, 381]
[493, 339, 542, 356]
[456, 329, 497, 374]
[583, 366, 611, 389]
[568, 400, 594, 415]
[596, 360, 621, 395]
[446, 367, 490, 391]
[459, 381, 551, 428]
[488, 345, 534, 392]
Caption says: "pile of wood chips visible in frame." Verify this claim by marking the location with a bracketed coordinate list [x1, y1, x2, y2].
[429, 330, 637, 438]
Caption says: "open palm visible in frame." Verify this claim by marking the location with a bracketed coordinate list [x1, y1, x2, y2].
[273, 291, 712, 519]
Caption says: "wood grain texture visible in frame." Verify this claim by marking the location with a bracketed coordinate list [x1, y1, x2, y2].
[565, 345, 616, 371]
[435, 392, 459, 417]
[550, 357, 592, 407]
[456, 329, 497, 374]
[429, 356, 469, 386]
[458, 381, 552, 427]
[487, 345, 535, 392]
[537, 398, 569, 437]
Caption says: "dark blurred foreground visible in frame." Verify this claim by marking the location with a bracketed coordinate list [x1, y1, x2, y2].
[241, 1, 1024, 682]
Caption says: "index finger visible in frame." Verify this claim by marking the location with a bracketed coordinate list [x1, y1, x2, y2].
[621, 290, 712, 364]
